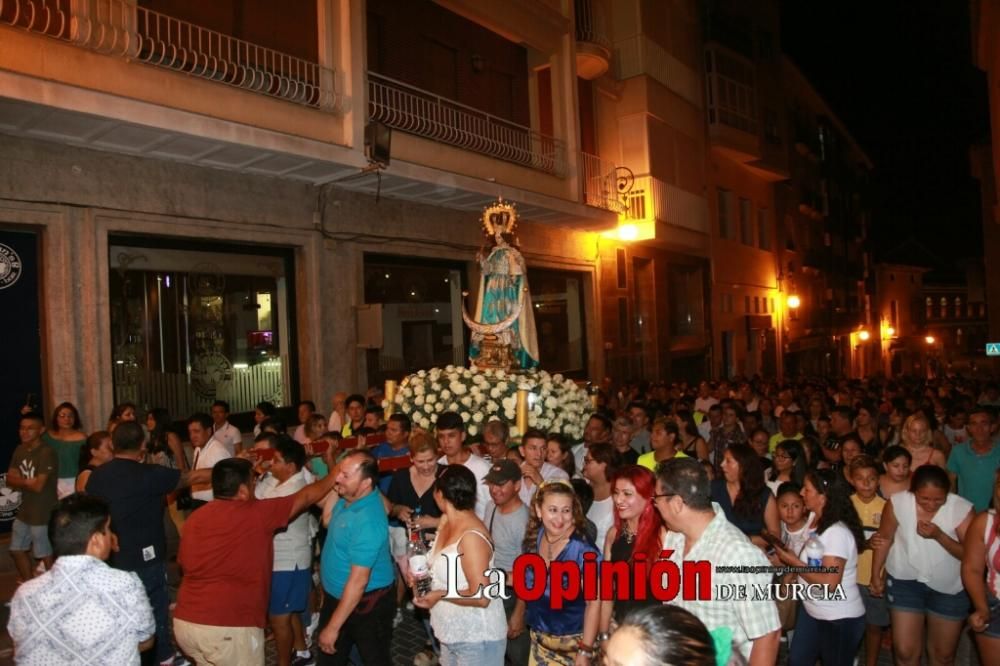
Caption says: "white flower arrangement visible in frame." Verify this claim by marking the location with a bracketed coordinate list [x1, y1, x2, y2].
[389, 367, 592, 440]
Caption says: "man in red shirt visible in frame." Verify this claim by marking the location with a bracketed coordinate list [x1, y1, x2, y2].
[173, 457, 337, 665]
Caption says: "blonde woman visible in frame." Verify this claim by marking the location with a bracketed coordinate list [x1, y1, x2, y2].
[515, 480, 600, 665]
[900, 413, 947, 471]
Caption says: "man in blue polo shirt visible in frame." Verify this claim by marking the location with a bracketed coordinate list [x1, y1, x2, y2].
[316, 449, 395, 665]
[370, 413, 411, 494]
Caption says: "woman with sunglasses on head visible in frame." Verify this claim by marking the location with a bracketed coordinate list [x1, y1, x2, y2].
[519, 480, 600, 666]
[772, 468, 867, 665]
[961, 468, 1000, 664]
[870, 465, 974, 666]
[597, 465, 664, 638]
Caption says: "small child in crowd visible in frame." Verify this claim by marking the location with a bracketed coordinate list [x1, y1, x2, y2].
[878, 445, 911, 499]
[849, 455, 889, 666]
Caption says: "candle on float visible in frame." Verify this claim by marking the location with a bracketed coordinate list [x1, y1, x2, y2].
[385, 380, 397, 417]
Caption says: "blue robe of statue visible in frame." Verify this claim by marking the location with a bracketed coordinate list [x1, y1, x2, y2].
[468, 242, 540, 369]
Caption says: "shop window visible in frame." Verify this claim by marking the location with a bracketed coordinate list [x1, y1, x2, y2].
[109, 240, 294, 418]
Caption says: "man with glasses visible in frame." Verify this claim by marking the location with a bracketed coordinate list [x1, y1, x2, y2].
[652, 458, 780, 665]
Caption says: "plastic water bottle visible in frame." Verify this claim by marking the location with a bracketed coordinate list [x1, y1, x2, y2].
[804, 534, 824, 568]
[407, 528, 431, 597]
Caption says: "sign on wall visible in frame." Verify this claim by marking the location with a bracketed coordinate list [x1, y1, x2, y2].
[0, 229, 42, 532]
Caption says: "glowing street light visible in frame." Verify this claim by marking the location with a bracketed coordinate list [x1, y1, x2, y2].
[925, 335, 936, 345]
[886, 326, 896, 337]
[787, 294, 801, 309]
[858, 330, 870, 342]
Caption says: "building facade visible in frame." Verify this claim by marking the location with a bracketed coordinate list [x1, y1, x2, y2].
[0, 0, 878, 453]
[971, 0, 1000, 359]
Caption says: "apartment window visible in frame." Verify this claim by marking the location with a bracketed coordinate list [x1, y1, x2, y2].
[955, 297, 962, 317]
[744, 295, 751, 313]
[616, 248, 627, 289]
[757, 209, 771, 250]
[753, 296, 760, 313]
[940, 297, 947, 319]
[718, 189, 735, 239]
[926, 297, 933, 319]
[528, 268, 588, 376]
[739, 199, 754, 245]
[762, 298, 768, 314]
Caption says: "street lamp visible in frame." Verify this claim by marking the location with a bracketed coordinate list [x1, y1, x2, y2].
[925, 335, 936, 345]
[787, 294, 801, 309]
[886, 326, 896, 337]
[858, 330, 871, 342]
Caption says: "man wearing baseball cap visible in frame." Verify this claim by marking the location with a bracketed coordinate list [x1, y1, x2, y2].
[482, 459, 529, 664]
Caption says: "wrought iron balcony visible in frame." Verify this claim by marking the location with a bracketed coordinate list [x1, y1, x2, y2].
[1, 0, 343, 111]
[574, 0, 611, 80]
[580, 152, 626, 213]
[368, 72, 566, 176]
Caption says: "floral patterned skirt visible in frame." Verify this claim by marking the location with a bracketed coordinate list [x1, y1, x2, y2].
[529, 629, 581, 666]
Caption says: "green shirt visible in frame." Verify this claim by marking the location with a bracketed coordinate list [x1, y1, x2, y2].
[42, 432, 86, 478]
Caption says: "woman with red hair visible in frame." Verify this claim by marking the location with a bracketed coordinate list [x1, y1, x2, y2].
[598, 465, 666, 635]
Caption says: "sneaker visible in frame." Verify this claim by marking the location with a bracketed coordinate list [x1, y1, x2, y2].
[291, 651, 315, 666]
[413, 649, 439, 666]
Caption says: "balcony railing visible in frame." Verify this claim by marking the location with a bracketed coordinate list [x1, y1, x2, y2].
[621, 175, 709, 233]
[368, 72, 566, 176]
[580, 152, 625, 213]
[574, 0, 611, 52]
[1, 0, 343, 111]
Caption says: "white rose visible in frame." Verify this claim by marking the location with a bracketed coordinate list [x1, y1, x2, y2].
[448, 402, 459, 412]
[468, 424, 479, 436]
[425, 394, 437, 405]
[431, 382, 442, 391]
[486, 401, 499, 413]
[501, 396, 515, 411]
[452, 383, 467, 395]
[420, 418, 431, 429]
[470, 386, 482, 397]
[417, 369, 427, 377]
[490, 388, 501, 399]
[460, 396, 472, 407]
[445, 364, 455, 372]
[440, 390, 452, 401]
[472, 412, 484, 423]
[414, 395, 425, 406]
[504, 407, 515, 420]
[412, 410, 423, 422]
[413, 384, 425, 396]
[497, 381, 509, 392]
[460, 412, 471, 423]
[509, 425, 520, 438]
[545, 396, 558, 409]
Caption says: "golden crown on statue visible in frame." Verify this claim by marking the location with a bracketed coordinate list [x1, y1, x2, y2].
[482, 198, 518, 236]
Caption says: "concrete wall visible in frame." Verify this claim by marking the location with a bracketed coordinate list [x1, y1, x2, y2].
[0, 135, 602, 430]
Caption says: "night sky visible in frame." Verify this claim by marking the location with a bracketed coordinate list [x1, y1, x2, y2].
[780, 0, 989, 263]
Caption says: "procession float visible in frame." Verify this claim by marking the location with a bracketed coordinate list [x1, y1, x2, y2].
[385, 198, 592, 440]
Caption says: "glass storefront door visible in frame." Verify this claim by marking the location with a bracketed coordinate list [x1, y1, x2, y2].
[108, 239, 295, 418]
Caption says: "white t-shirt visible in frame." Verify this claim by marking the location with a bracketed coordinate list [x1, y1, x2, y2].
[694, 396, 719, 414]
[439, 452, 491, 520]
[572, 443, 587, 475]
[212, 421, 242, 456]
[518, 462, 569, 505]
[781, 512, 816, 557]
[798, 522, 864, 621]
[191, 438, 231, 502]
[588, 497, 615, 551]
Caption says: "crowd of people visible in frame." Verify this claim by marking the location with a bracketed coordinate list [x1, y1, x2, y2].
[5, 373, 1000, 666]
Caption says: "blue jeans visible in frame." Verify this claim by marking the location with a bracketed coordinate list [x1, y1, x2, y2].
[789, 605, 865, 666]
[439, 639, 505, 666]
[134, 562, 172, 664]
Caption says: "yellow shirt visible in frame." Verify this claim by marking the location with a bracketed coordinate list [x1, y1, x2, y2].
[637, 449, 688, 471]
[851, 493, 886, 586]
[768, 431, 803, 453]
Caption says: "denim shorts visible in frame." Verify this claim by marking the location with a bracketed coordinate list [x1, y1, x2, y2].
[10, 519, 52, 559]
[858, 584, 890, 627]
[268, 567, 311, 615]
[984, 596, 1000, 639]
[886, 575, 969, 622]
